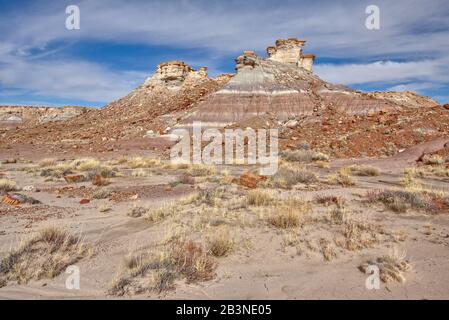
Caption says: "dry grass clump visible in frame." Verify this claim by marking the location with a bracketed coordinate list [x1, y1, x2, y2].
[128, 157, 161, 169]
[330, 207, 352, 224]
[319, 238, 337, 262]
[350, 165, 380, 176]
[0, 226, 87, 285]
[93, 189, 111, 199]
[266, 205, 304, 229]
[268, 165, 318, 189]
[132, 169, 149, 177]
[72, 158, 101, 171]
[186, 164, 217, 177]
[206, 227, 234, 257]
[188, 189, 225, 207]
[341, 220, 381, 251]
[315, 194, 346, 207]
[0, 178, 18, 194]
[87, 165, 117, 179]
[109, 240, 216, 296]
[315, 160, 330, 168]
[246, 189, 275, 206]
[366, 189, 435, 213]
[98, 204, 111, 213]
[359, 248, 411, 283]
[282, 150, 329, 163]
[399, 173, 423, 191]
[38, 158, 57, 167]
[326, 167, 355, 187]
[422, 154, 444, 165]
[40, 163, 73, 178]
[127, 204, 148, 218]
[144, 202, 178, 223]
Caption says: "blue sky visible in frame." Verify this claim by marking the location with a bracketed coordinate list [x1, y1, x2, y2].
[0, 0, 448, 107]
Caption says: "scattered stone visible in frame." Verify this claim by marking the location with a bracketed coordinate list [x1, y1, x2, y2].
[239, 172, 266, 189]
[22, 185, 35, 192]
[79, 199, 90, 205]
[2, 193, 40, 206]
[64, 174, 86, 183]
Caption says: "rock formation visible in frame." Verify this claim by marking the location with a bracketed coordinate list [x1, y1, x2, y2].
[178, 38, 414, 127]
[0, 106, 91, 129]
[0, 37, 445, 158]
[143, 61, 209, 90]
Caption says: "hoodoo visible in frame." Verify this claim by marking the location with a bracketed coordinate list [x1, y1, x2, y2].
[178, 38, 414, 127]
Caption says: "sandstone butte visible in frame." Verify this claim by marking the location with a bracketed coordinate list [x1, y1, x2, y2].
[1, 37, 448, 158]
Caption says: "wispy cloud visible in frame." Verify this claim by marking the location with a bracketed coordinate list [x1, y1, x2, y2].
[0, 0, 448, 105]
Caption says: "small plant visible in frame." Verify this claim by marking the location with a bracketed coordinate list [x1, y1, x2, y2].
[350, 165, 380, 176]
[0, 178, 18, 194]
[38, 158, 57, 167]
[127, 205, 147, 218]
[266, 206, 303, 229]
[132, 169, 149, 177]
[144, 202, 178, 223]
[422, 154, 444, 165]
[207, 228, 234, 257]
[0, 226, 87, 284]
[109, 240, 216, 296]
[246, 189, 274, 206]
[326, 167, 355, 187]
[268, 165, 318, 189]
[359, 248, 411, 283]
[366, 189, 435, 213]
[187, 164, 216, 177]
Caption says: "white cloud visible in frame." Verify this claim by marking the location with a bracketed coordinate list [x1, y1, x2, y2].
[0, 0, 448, 104]
[315, 59, 449, 85]
[0, 55, 147, 103]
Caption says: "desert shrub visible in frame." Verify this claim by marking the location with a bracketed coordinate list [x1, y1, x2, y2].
[187, 164, 216, 177]
[206, 228, 234, 257]
[132, 169, 149, 177]
[72, 158, 101, 171]
[246, 189, 275, 206]
[127, 205, 148, 218]
[109, 240, 216, 296]
[366, 189, 435, 213]
[0, 227, 87, 284]
[40, 163, 73, 178]
[359, 248, 410, 283]
[350, 165, 380, 176]
[38, 158, 57, 167]
[266, 205, 303, 229]
[0, 179, 18, 194]
[314, 195, 346, 208]
[144, 202, 178, 223]
[87, 165, 116, 179]
[127, 157, 161, 169]
[282, 150, 329, 163]
[326, 167, 355, 187]
[316, 160, 330, 168]
[422, 154, 444, 165]
[268, 166, 318, 189]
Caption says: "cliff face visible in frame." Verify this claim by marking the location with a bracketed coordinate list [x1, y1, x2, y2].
[0, 106, 91, 129]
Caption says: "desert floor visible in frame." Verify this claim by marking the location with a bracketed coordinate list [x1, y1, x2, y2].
[0, 148, 448, 300]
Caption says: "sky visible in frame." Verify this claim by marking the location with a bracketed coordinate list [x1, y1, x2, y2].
[0, 0, 448, 108]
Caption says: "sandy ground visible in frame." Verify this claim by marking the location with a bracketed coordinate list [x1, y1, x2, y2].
[0, 147, 448, 300]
